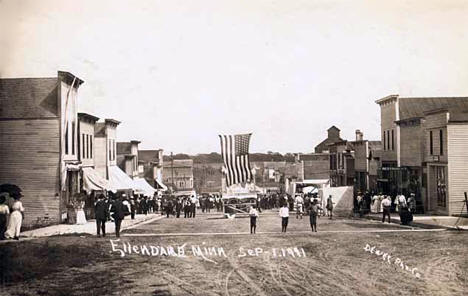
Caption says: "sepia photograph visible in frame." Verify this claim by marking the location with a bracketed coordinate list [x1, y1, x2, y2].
[0, 0, 467, 295]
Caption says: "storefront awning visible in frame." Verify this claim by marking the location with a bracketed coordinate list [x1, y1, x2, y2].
[82, 167, 111, 194]
[109, 166, 137, 191]
[133, 178, 156, 197]
[154, 179, 168, 191]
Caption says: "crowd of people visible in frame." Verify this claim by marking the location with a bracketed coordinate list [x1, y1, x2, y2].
[355, 191, 417, 225]
[248, 193, 335, 234]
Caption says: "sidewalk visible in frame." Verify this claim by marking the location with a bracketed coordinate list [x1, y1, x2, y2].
[365, 212, 468, 230]
[21, 213, 163, 238]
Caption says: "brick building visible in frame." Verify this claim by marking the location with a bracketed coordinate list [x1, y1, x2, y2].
[376, 94, 468, 214]
[0, 71, 84, 227]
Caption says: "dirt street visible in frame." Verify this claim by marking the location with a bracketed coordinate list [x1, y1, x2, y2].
[1, 210, 467, 296]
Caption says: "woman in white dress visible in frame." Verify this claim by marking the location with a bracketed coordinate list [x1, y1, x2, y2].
[5, 192, 24, 240]
[76, 200, 87, 225]
[371, 195, 379, 213]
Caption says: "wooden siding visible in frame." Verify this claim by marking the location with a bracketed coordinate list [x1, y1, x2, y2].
[0, 119, 61, 227]
[400, 124, 425, 166]
[0, 78, 58, 119]
[78, 119, 95, 167]
[94, 136, 108, 179]
[353, 141, 367, 172]
[447, 124, 468, 216]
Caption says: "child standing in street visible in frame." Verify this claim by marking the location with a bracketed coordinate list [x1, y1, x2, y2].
[279, 204, 289, 233]
[249, 206, 258, 234]
[308, 199, 322, 232]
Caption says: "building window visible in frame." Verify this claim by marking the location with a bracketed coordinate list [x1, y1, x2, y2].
[430, 130, 433, 155]
[90, 136, 93, 158]
[86, 134, 90, 159]
[82, 134, 85, 159]
[109, 139, 112, 161]
[113, 140, 116, 161]
[72, 122, 75, 155]
[383, 130, 386, 151]
[436, 166, 446, 207]
[439, 129, 443, 155]
[391, 129, 394, 151]
[65, 124, 69, 155]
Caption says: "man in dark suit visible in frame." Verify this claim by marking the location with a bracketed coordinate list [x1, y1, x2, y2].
[94, 194, 108, 237]
[110, 196, 126, 238]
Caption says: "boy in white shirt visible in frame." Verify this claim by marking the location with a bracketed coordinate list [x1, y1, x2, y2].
[279, 204, 289, 233]
[249, 206, 259, 234]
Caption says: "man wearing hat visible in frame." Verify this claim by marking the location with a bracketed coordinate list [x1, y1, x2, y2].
[110, 196, 126, 238]
[94, 194, 108, 237]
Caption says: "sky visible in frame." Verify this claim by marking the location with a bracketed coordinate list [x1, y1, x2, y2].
[1, 0, 468, 154]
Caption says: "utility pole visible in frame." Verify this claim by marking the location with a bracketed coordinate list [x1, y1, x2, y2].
[171, 152, 175, 192]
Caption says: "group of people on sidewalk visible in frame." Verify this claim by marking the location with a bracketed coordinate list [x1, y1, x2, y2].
[0, 191, 25, 240]
[248, 194, 335, 234]
[356, 191, 416, 225]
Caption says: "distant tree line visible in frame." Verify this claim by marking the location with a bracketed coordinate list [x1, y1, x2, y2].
[163, 152, 296, 163]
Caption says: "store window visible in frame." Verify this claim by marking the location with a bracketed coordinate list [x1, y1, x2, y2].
[436, 166, 446, 207]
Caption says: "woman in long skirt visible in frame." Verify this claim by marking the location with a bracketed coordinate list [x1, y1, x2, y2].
[5, 192, 24, 240]
[0, 193, 10, 240]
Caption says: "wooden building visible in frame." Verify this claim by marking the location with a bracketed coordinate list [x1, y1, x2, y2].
[162, 159, 194, 191]
[328, 140, 355, 187]
[351, 130, 382, 193]
[314, 126, 343, 153]
[0, 71, 84, 227]
[138, 149, 166, 191]
[117, 140, 141, 179]
[423, 109, 468, 216]
[376, 94, 468, 214]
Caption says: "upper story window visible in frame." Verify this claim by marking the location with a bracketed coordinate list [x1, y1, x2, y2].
[383, 130, 386, 151]
[439, 129, 443, 156]
[391, 129, 394, 151]
[65, 124, 69, 155]
[429, 130, 434, 155]
[71, 122, 75, 155]
[108, 139, 112, 161]
[90, 135, 93, 158]
[82, 134, 85, 159]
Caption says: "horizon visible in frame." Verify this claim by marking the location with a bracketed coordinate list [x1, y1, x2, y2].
[1, 0, 468, 154]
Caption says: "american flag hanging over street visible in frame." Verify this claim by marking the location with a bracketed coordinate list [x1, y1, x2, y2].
[219, 133, 253, 187]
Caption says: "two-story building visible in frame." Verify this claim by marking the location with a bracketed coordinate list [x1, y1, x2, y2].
[376, 94, 468, 214]
[0, 71, 84, 227]
[162, 159, 194, 191]
[78, 112, 112, 218]
[328, 140, 355, 187]
[423, 109, 468, 216]
[351, 130, 382, 193]
[314, 126, 343, 153]
[138, 149, 167, 192]
[94, 119, 135, 193]
[117, 141, 141, 179]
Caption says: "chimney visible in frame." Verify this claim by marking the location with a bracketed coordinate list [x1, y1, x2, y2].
[355, 129, 363, 141]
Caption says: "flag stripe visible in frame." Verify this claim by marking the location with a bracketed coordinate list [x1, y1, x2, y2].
[219, 133, 252, 187]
